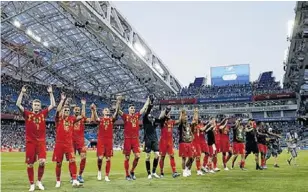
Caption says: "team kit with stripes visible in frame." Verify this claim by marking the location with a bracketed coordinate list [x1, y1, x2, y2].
[16, 86, 281, 191]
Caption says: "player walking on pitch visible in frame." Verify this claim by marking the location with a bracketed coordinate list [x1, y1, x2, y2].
[93, 96, 122, 182]
[286, 130, 298, 166]
[118, 97, 151, 180]
[159, 106, 181, 178]
[71, 102, 93, 183]
[16, 85, 56, 192]
[52, 93, 85, 188]
[142, 95, 162, 179]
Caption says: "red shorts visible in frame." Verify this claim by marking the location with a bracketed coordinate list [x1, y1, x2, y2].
[192, 141, 201, 157]
[208, 144, 216, 156]
[200, 141, 209, 153]
[179, 142, 193, 157]
[220, 139, 231, 153]
[123, 138, 140, 156]
[258, 144, 268, 154]
[215, 140, 221, 153]
[233, 142, 245, 155]
[52, 143, 75, 162]
[97, 138, 113, 157]
[73, 141, 87, 154]
[159, 139, 174, 156]
[25, 142, 46, 164]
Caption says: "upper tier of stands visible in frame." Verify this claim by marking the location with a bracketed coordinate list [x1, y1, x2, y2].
[172, 71, 293, 99]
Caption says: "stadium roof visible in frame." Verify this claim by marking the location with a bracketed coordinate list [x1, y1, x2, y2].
[1, 1, 182, 99]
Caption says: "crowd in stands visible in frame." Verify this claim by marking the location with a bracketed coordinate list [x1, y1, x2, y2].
[2, 120, 306, 150]
[1, 74, 144, 119]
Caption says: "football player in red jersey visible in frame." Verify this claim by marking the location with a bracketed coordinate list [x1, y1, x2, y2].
[118, 97, 150, 180]
[93, 96, 122, 182]
[70, 101, 94, 183]
[52, 93, 84, 188]
[158, 106, 181, 178]
[212, 118, 227, 172]
[219, 118, 232, 171]
[16, 85, 55, 192]
[199, 120, 210, 173]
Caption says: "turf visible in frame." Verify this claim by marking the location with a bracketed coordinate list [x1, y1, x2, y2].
[1, 150, 307, 192]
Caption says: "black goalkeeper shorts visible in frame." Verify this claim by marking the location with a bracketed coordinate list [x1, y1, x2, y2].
[144, 140, 159, 153]
[246, 142, 259, 154]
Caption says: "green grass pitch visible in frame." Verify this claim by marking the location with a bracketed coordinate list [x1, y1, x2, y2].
[1, 150, 307, 192]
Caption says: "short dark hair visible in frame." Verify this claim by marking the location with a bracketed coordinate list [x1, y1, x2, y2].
[128, 104, 135, 108]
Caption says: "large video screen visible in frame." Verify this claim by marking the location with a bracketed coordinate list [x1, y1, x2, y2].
[211, 64, 250, 86]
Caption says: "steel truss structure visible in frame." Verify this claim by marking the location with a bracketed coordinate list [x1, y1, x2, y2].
[283, 1, 308, 95]
[1, 1, 182, 99]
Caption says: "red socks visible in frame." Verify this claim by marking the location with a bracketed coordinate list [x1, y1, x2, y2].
[79, 158, 86, 176]
[124, 159, 129, 176]
[203, 155, 208, 167]
[69, 162, 77, 180]
[213, 156, 218, 168]
[170, 157, 176, 173]
[56, 164, 62, 182]
[131, 158, 139, 172]
[196, 158, 201, 170]
[27, 167, 34, 184]
[106, 160, 111, 176]
[98, 159, 103, 171]
[38, 165, 45, 181]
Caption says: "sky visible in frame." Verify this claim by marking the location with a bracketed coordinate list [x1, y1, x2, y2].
[113, 1, 296, 87]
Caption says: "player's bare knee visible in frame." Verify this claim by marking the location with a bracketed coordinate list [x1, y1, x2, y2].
[135, 153, 140, 159]
[106, 157, 111, 161]
[69, 158, 76, 163]
[98, 156, 103, 160]
[154, 152, 160, 159]
[38, 159, 46, 166]
[56, 162, 62, 167]
[80, 153, 86, 159]
[125, 155, 130, 160]
[27, 164, 34, 168]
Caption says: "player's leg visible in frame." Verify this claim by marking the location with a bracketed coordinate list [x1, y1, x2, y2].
[151, 141, 160, 178]
[77, 147, 87, 183]
[169, 152, 180, 178]
[104, 139, 113, 182]
[130, 138, 141, 180]
[145, 152, 152, 179]
[123, 138, 131, 180]
[97, 139, 104, 180]
[25, 143, 35, 191]
[66, 150, 80, 187]
[287, 147, 293, 165]
[239, 144, 246, 170]
[231, 143, 239, 169]
[159, 140, 166, 177]
[97, 156, 103, 180]
[35, 142, 46, 190]
[36, 159, 46, 190]
[52, 143, 64, 188]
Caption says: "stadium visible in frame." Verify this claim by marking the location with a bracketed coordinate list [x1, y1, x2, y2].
[1, 1, 308, 192]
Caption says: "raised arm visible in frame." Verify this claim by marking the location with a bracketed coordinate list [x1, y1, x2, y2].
[219, 119, 228, 130]
[56, 93, 66, 114]
[113, 96, 122, 121]
[47, 85, 56, 112]
[139, 97, 151, 115]
[16, 85, 26, 113]
[81, 98, 86, 117]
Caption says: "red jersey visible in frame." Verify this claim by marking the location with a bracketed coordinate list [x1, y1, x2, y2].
[193, 124, 202, 143]
[121, 112, 141, 139]
[214, 125, 221, 141]
[161, 120, 175, 142]
[55, 115, 76, 145]
[221, 125, 230, 135]
[98, 117, 114, 139]
[72, 116, 86, 144]
[199, 129, 206, 142]
[24, 109, 49, 143]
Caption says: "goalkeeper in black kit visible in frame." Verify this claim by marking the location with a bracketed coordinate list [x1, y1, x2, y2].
[143, 95, 162, 179]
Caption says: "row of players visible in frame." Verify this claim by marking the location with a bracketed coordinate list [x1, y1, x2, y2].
[15, 85, 297, 192]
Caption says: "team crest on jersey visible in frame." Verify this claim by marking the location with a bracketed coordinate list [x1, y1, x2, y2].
[64, 120, 71, 131]
[34, 117, 41, 124]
